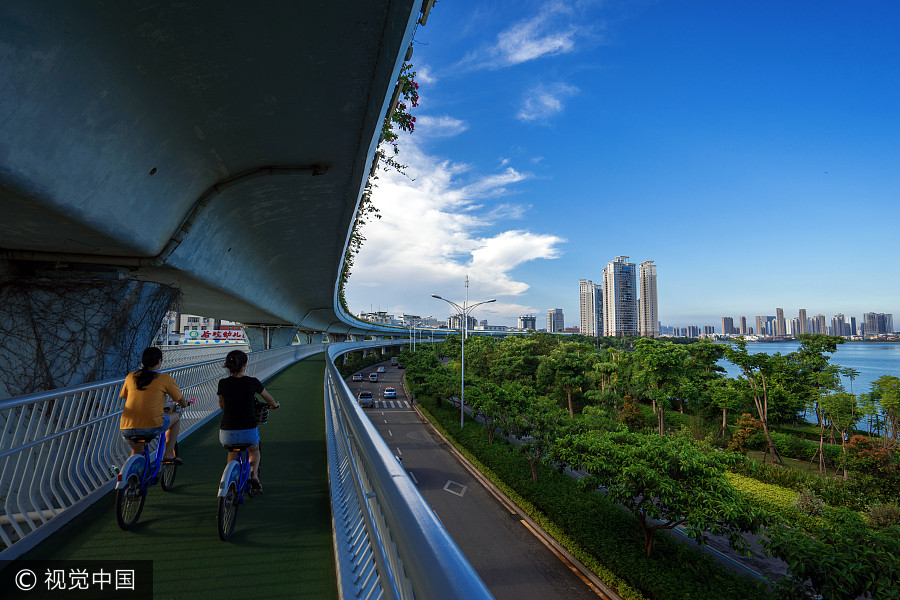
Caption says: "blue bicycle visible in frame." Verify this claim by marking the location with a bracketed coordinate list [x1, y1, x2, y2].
[216, 442, 256, 541]
[115, 401, 192, 530]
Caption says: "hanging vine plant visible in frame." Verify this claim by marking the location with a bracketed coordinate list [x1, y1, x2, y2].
[338, 61, 419, 314]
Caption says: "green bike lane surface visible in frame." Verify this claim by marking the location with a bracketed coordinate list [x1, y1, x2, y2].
[21, 355, 336, 600]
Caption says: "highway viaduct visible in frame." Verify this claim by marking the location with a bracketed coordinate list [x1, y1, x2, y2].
[0, 0, 426, 398]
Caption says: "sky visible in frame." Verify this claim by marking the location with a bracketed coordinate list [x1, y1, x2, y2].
[345, 0, 900, 330]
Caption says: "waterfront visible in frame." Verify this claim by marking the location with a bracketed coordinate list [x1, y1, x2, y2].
[720, 341, 900, 394]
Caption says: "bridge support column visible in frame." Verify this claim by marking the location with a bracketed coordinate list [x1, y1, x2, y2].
[0, 268, 178, 399]
[244, 325, 299, 351]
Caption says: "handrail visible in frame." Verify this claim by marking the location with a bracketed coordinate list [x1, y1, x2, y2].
[0, 343, 323, 558]
[324, 343, 493, 600]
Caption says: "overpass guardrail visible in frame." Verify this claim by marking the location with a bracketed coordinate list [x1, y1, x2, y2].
[0, 343, 324, 558]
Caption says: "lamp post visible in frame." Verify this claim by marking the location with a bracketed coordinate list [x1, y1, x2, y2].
[431, 278, 496, 428]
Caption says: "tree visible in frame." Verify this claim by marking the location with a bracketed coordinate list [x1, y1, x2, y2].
[552, 430, 764, 558]
[517, 396, 567, 482]
[632, 339, 688, 435]
[683, 338, 726, 414]
[819, 390, 862, 478]
[724, 339, 784, 465]
[795, 334, 844, 473]
[871, 375, 900, 447]
[537, 341, 595, 418]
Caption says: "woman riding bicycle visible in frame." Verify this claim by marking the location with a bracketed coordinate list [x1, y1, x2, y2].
[217, 350, 279, 493]
[120, 347, 188, 463]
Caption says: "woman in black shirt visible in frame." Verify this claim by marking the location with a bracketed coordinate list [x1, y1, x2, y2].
[217, 350, 279, 493]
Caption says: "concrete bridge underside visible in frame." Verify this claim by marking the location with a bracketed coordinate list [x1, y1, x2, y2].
[0, 1, 420, 393]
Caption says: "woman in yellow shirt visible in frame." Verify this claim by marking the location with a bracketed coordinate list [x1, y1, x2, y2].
[119, 347, 189, 463]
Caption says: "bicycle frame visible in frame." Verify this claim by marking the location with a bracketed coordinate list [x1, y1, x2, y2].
[116, 429, 167, 493]
[217, 447, 250, 502]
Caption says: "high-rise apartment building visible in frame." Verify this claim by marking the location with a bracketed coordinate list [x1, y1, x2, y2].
[518, 315, 536, 331]
[813, 314, 826, 334]
[638, 260, 658, 338]
[848, 316, 857, 336]
[579, 279, 603, 337]
[755, 316, 766, 337]
[686, 325, 700, 338]
[602, 256, 638, 337]
[702, 325, 715, 335]
[547, 308, 564, 333]
[721, 317, 734, 335]
[832, 314, 846, 338]
[738, 316, 747, 335]
[775, 308, 786, 337]
[790, 317, 800, 336]
[797, 309, 808, 335]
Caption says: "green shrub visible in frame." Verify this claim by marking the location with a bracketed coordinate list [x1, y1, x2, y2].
[794, 488, 825, 517]
[866, 502, 900, 529]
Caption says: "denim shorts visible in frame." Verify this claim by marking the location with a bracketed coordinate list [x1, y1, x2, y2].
[219, 427, 260, 447]
[121, 414, 170, 440]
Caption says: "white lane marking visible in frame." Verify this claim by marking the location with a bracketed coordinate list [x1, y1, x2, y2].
[396, 447, 402, 455]
[388, 430, 393, 437]
[443, 480, 467, 497]
[408, 472, 418, 484]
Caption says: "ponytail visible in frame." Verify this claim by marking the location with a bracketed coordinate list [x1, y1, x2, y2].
[224, 350, 248, 375]
[135, 347, 163, 390]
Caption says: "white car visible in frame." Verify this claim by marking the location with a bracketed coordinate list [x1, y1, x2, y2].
[376, 366, 386, 373]
[357, 391, 374, 408]
[383, 387, 397, 399]
[368, 373, 378, 382]
[351, 373, 363, 382]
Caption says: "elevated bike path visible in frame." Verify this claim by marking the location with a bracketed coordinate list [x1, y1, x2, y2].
[20, 355, 336, 600]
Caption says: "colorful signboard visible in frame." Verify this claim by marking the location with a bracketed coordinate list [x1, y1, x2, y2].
[181, 329, 246, 344]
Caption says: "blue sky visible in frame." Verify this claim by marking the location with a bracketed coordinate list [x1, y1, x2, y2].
[346, 0, 900, 330]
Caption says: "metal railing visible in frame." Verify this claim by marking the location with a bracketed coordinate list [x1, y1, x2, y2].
[159, 343, 250, 368]
[324, 343, 492, 600]
[0, 343, 323, 558]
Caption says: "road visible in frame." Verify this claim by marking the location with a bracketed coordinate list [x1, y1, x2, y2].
[347, 361, 611, 600]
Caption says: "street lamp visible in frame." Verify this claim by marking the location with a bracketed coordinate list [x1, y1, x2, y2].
[431, 278, 496, 428]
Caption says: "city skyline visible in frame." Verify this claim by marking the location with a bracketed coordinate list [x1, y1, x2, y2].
[345, 2, 900, 327]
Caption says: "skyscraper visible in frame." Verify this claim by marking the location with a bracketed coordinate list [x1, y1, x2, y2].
[579, 279, 603, 337]
[638, 260, 658, 338]
[547, 308, 564, 333]
[798, 309, 808, 335]
[775, 308, 786, 337]
[602, 256, 638, 337]
[721, 317, 734, 335]
[832, 314, 846, 338]
[739, 316, 748, 335]
[517, 315, 536, 331]
[756, 316, 766, 337]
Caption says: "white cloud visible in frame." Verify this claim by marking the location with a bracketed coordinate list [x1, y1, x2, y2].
[459, 3, 582, 70]
[415, 115, 468, 138]
[518, 83, 579, 122]
[416, 65, 437, 84]
[346, 140, 565, 320]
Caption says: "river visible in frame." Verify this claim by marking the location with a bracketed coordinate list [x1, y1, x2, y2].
[719, 341, 900, 394]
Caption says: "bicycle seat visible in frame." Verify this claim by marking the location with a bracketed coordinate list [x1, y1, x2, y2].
[223, 443, 254, 451]
[124, 435, 158, 444]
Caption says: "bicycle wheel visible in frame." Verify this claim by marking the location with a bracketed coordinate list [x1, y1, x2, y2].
[217, 481, 238, 541]
[115, 473, 146, 530]
[160, 443, 178, 491]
